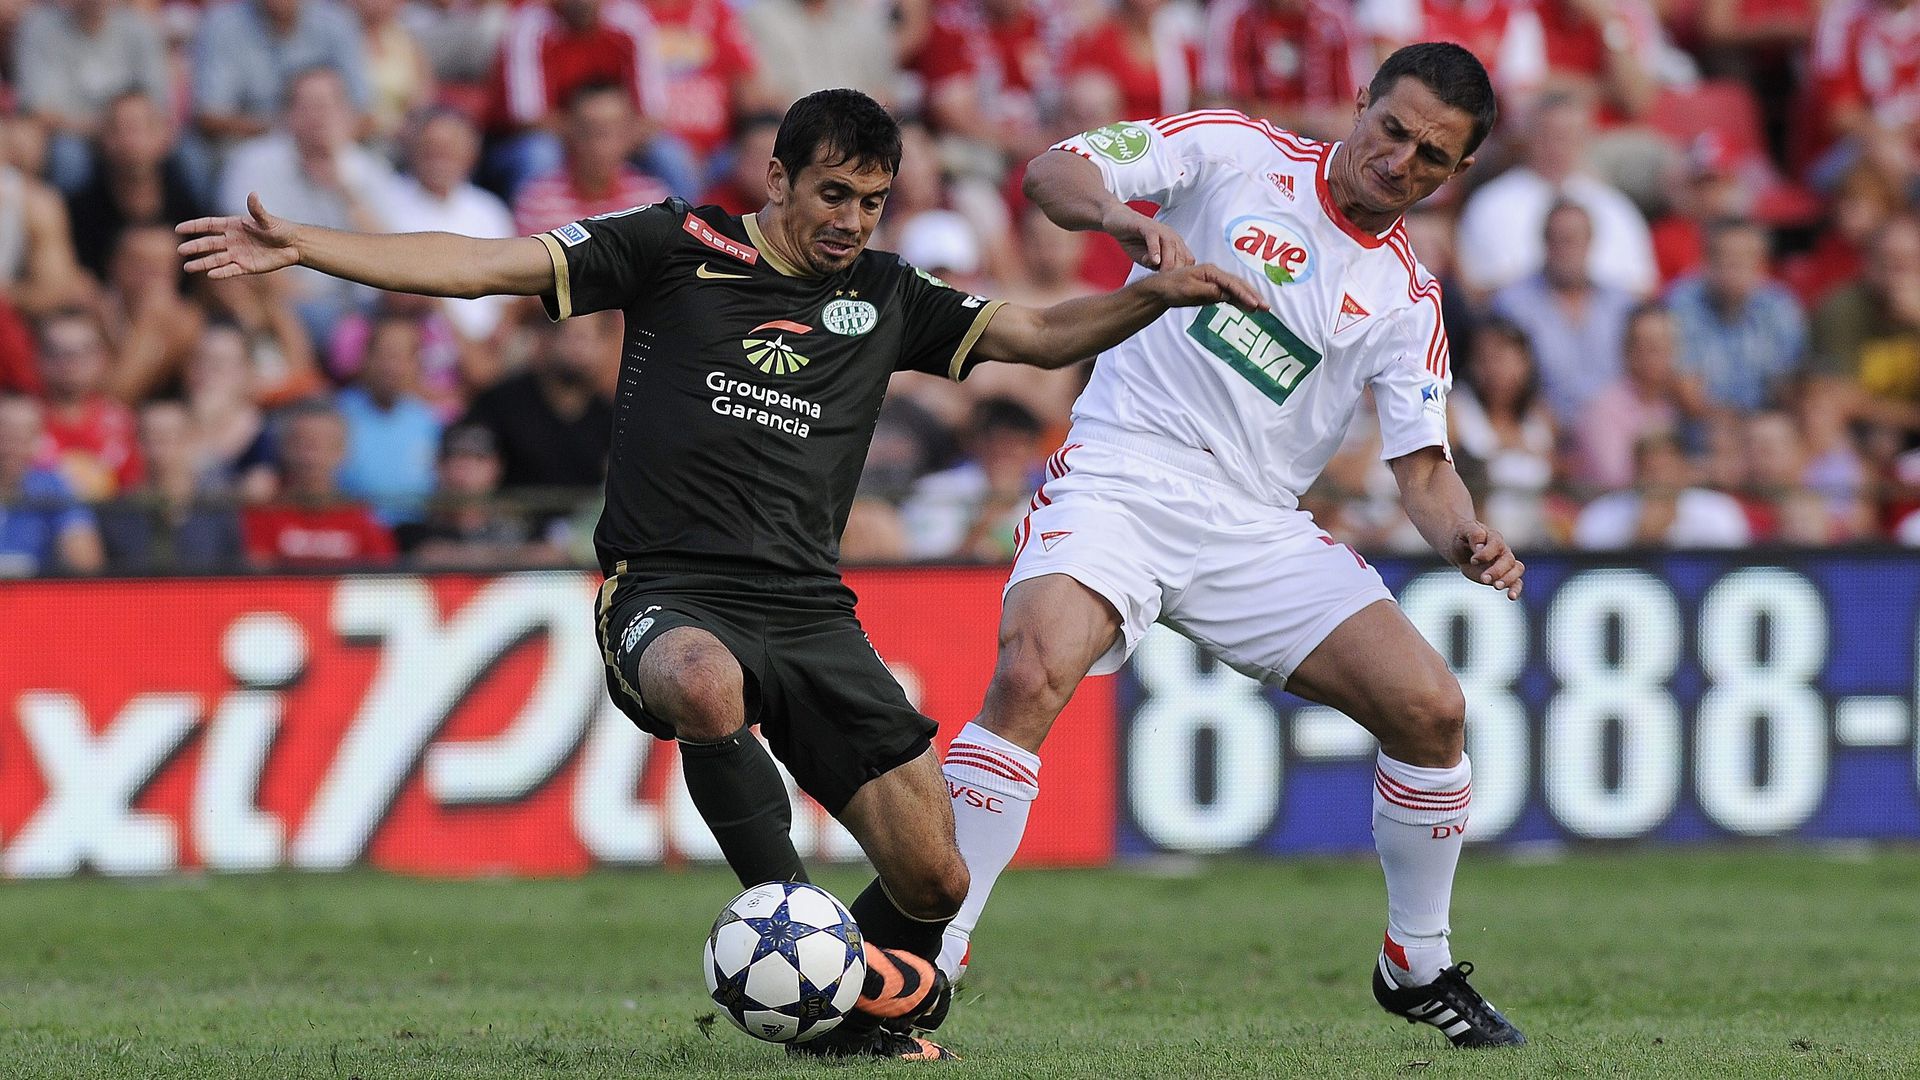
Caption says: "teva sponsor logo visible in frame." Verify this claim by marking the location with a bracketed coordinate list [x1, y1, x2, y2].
[1225, 215, 1315, 286]
[742, 320, 813, 374]
[553, 222, 591, 247]
[1083, 122, 1151, 164]
[822, 298, 877, 336]
[1186, 303, 1323, 406]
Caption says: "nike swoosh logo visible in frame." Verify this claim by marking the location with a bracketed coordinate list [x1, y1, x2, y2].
[696, 262, 751, 280]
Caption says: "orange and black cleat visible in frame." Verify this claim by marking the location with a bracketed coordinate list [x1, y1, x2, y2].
[789, 945, 960, 1061]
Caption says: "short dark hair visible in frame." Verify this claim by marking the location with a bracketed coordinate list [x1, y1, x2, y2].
[1368, 43, 1498, 158]
[772, 89, 902, 181]
[562, 78, 631, 115]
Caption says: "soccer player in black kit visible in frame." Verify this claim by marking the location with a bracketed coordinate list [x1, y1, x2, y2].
[179, 89, 1263, 1061]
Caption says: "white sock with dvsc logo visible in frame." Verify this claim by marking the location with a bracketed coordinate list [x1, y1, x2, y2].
[1373, 751, 1471, 988]
[936, 722, 1041, 983]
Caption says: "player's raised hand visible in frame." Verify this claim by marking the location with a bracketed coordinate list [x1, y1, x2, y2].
[1458, 521, 1524, 600]
[1142, 263, 1267, 312]
[176, 193, 301, 279]
[1100, 204, 1194, 271]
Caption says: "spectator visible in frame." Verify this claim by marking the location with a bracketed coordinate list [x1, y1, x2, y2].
[192, 0, 372, 167]
[1809, 0, 1920, 192]
[699, 111, 780, 215]
[960, 206, 1093, 435]
[910, 0, 1052, 166]
[1573, 302, 1706, 489]
[1782, 162, 1898, 305]
[900, 397, 1048, 561]
[1573, 431, 1751, 548]
[36, 308, 141, 500]
[396, 423, 560, 566]
[512, 80, 670, 236]
[385, 109, 515, 344]
[1809, 213, 1920, 428]
[66, 91, 209, 283]
[0, 395, 104, 576]
[220, 66, 396, 348]
[355, 0, 436, 146]
[242, 400, 397, 567]
[859, 397, 948, 504]
[0, 117, 90, 319]
[744, 0, 900, 110]
[1447, 319, 1558, 546]
[96, 400, 245, 573]
[1356, 0, 1548, 102]
[1456, 92, 1658, 299]
[1647, 131, 1753, 287]
[643, 0, 764, 172]
[1491, 200, 1637, 420]
[1200, 0, 1370, 139]
[1792, 373, 1873, 530]
[1064, 0, 1199, 121]
[184, 323, 277, 501]
[487, 0, 697, 197]
[100, 225, 208, 402]
[460, 312, 614, 497]
[1666, 218, 1806, 412]
[402, 0, 510, 94]
[1737, 408, 1813, 540]
[12, 0, 171, 193]
[1534, 0, 1664, 123]
[336, 313, 442, 522]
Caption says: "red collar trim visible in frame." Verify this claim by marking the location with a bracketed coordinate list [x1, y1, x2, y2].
[1317, 143, 1400, 250]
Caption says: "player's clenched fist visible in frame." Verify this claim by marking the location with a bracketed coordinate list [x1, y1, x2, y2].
[1141, 264, 1268, 312]
[1457, 521, 1524, 599]
[176, 193, 301, 279]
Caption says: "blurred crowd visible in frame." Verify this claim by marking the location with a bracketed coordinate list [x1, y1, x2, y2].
[4, 0, 1920, 576]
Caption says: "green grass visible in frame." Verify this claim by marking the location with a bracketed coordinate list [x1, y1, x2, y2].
[1, 850, 1916, 1078]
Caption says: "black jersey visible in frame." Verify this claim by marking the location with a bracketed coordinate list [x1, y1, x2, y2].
[533, 199, 1005, 579]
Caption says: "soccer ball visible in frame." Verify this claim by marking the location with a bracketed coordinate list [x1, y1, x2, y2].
[702, 881, 867, 1043]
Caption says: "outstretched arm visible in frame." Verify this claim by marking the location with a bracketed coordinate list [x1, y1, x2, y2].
[177, 193, 555, 299]
[1390, 446, 1525, 599]
[1023, 149, 1193, 271]
[972, 263, 1263, 368]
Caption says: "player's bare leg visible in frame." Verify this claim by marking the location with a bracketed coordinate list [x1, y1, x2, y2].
[636, 628, 808, 887]
[794, 749, 965, 1060]
[1286, 599, 1524, 1047]
[937, 573, 1120, 980]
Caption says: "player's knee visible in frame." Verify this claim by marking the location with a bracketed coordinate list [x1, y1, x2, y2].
[1400, 678, 1466, 761]
[888, 855, 970, 921]
[990, 634, 1079, 715]
[639, 630, 743, 742]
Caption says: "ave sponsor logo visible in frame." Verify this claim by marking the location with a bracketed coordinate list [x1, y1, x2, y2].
[742, 320, 813, 375]
[1225, 215, 1315, 286]
[1083, 122, 1152, 164]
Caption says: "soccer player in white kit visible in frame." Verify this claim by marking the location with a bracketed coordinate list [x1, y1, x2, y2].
[931, 44, 1528, 1047]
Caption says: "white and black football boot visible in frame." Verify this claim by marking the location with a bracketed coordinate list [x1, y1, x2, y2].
[1372, 959, 1527, 1048]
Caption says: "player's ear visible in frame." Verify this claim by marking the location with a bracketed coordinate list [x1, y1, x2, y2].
[1354, 86, 1371, 121]
[765, 157, 789, 206]
[1453, 153, 1476, 178]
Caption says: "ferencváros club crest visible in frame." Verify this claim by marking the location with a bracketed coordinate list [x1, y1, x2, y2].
[742, 320, 814, 374]
[822, 298, 877, 336]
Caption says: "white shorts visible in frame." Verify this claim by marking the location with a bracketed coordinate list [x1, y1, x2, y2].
[1007, 422, 1395, 684]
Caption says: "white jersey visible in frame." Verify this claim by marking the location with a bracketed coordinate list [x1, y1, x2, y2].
[1055, 110, 1452, 510]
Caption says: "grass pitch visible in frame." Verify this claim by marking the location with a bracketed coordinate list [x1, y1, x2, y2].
[0, 849, 1914, 1078]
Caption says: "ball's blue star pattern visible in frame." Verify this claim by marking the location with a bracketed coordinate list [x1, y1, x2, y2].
[742, 898, 810, 966]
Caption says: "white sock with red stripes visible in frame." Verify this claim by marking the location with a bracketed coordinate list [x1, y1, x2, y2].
[1373, 750, 1471, 988]
[935, 722, 1041, 982]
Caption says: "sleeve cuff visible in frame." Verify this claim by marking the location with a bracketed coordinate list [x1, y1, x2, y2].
[535, 232, 571, 321]
[947, 299, 1008, 381]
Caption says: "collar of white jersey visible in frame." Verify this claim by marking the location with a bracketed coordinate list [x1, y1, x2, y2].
[1318, 143, 1401, 251]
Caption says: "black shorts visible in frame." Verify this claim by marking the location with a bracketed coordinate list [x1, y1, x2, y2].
[594, 566, 937, 814]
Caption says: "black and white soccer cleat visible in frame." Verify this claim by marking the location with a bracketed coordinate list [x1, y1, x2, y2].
[1372, 958, 1527, 1048]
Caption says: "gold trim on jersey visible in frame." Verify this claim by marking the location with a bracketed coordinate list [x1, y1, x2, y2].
[596, 560, 647, 713]
[742, 213, 807, 278]
[536, 232, 572, 320]
[947, 300, 1007, 381]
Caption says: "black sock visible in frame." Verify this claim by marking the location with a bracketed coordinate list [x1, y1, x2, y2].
[678, 729, 808, 887]
[849, 876, 948, 962]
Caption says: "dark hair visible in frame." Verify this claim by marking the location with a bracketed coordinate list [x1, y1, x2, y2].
[1468, 317, 1539, 418]
[1625, 300, 1671, 336]
[1542, 197, 1591, 238]
[281, 65, 347, 110]
[772, 89, 902, 181]
[1368, 43, 1498, 158]
[970, 397, 1043, 438]
[1703, 216, 1766, 250]
[562, 78, 631, 115]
